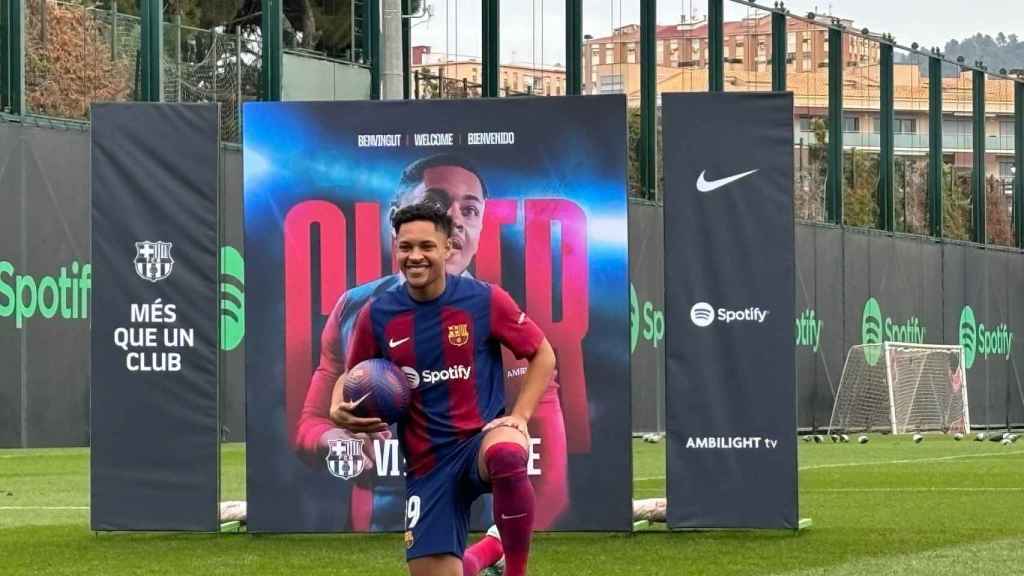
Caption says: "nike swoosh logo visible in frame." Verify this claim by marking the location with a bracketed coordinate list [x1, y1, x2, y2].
[388, 337, 410, 349]
[696, 169, 759, 193]
[500, 512, 528, 520]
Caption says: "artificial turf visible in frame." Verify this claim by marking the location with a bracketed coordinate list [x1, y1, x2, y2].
[1, 436, 1021, 575]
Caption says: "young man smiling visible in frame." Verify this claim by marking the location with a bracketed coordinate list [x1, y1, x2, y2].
[295, 154, 571, 544]
[332, 204, 556, 576]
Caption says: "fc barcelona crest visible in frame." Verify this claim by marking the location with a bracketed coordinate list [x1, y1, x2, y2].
[134, 241, 174, 283]
[448, 323, 469, 347]
[325, 438, 365, 480]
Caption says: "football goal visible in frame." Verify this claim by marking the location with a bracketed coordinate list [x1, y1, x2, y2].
[828, 342, 970, 435]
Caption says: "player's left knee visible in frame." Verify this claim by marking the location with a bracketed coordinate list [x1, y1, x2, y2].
[484, 442, 529, 481]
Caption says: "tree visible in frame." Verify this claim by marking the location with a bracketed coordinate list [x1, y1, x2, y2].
[842, 147, 880, 229]
[24, 0, 135, 119]
[986, 175, 1014, 246]
[942, 164, 972, 241]
[229, 0, 422, 59]
[894, 156, 928, 234]
[943, 32, 1024, 74]
[624, 105, 662, 202]
[627, 106, 641, 199]
[794, 117, 828, 221]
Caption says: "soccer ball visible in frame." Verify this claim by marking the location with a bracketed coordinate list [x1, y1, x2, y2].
[953, 433, 964, 441]
[975, 432, 987, 441]
[340, 358, 412, 424]
[912, 433, 924, 444]
[813, 435, 824, 443]
[857, 435, 869, 444]
[1001, 438, 1013, 446]
[840, 434, 850, 443]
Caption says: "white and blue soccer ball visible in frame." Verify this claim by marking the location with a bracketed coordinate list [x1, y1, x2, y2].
[912, 433, 924, 444]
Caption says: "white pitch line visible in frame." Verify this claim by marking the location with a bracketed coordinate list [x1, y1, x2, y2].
[633, 450, 1023, 482]
[806, 487, 1024, 493]
[0, 506, 88, 510]
[0, 453, 82, 459]
[800, 450, 1024, 471]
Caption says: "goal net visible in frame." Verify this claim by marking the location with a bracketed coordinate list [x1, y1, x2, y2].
[828, 342, 970, 435]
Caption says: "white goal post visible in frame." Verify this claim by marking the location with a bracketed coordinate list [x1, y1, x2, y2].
[828, 342, 970, 435]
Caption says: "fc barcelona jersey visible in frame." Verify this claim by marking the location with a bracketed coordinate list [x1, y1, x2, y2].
[346, 274, 544, 477]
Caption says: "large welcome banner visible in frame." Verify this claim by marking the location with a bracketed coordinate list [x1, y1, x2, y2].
[91, 104, 220, 531]
[243, 96, 631, 532]
[663, 92, 797, 529]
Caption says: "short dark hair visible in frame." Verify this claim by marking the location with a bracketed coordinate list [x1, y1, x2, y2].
[391, 203, 454, 238]
[392, 153, 488, 212]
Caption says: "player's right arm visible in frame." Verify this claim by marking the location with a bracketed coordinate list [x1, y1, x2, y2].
[329, 300, 389, 434]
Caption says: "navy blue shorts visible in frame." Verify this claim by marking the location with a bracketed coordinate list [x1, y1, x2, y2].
[404, 433, 491, 561]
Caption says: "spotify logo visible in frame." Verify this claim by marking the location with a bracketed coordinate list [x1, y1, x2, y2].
[690, 302, 715, 327]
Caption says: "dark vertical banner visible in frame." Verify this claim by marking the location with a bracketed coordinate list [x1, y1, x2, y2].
[663, 92, 797, 529]
[220, 149, 246, 442]
[243, 96, 631, 533]
[91, 104, 220, 531]
[1007, 250, 1024, 426]
[812, 226, 844, 429]
[962, 243, 994, 427]
[0, 124, 25, 448]
[629, 201, 665, 434]
[794, 224, 817, 430]
[0, 124, 93, 448]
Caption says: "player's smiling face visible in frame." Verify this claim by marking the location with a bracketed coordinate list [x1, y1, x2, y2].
[396, 219, 451, 299]
[400, 165, 484, 275]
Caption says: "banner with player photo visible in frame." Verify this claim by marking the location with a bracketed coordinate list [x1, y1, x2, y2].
[90, 104, 220, 531]
[243, 96, 631, 532]
[663, 92, 797, 529]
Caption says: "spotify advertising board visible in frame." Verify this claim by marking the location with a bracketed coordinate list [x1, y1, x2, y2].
[944, 244, 1019, 427]
[629, 201, 665, 434]
[90, 104, 220, 531]
[662, 92, 797, 529]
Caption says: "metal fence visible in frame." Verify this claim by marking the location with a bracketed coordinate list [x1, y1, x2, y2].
[22, 0, 258, 141]
[161, 18, 261, 143]
[412, 69, 531, 99]
[24, 0, 140, 121]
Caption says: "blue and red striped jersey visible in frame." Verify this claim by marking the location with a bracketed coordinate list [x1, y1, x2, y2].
[345, 274, 545, 477]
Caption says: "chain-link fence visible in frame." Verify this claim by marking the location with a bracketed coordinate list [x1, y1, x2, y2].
[22, 0, 258, 141]
[162, 19, 261, 142]
[412, 69, 532, 99]
[25, 0, 139, 120]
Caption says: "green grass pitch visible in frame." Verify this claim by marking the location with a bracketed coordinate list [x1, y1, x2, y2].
[1, 435, 1022, 575]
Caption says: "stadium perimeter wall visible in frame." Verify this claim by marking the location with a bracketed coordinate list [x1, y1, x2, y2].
[1, 122, 1021, 446]
[629, 215, 1024, 433]
[0, 121, 245, 448]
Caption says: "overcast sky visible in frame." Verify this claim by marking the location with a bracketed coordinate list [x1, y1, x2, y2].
[409, 0, 1023, 66]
